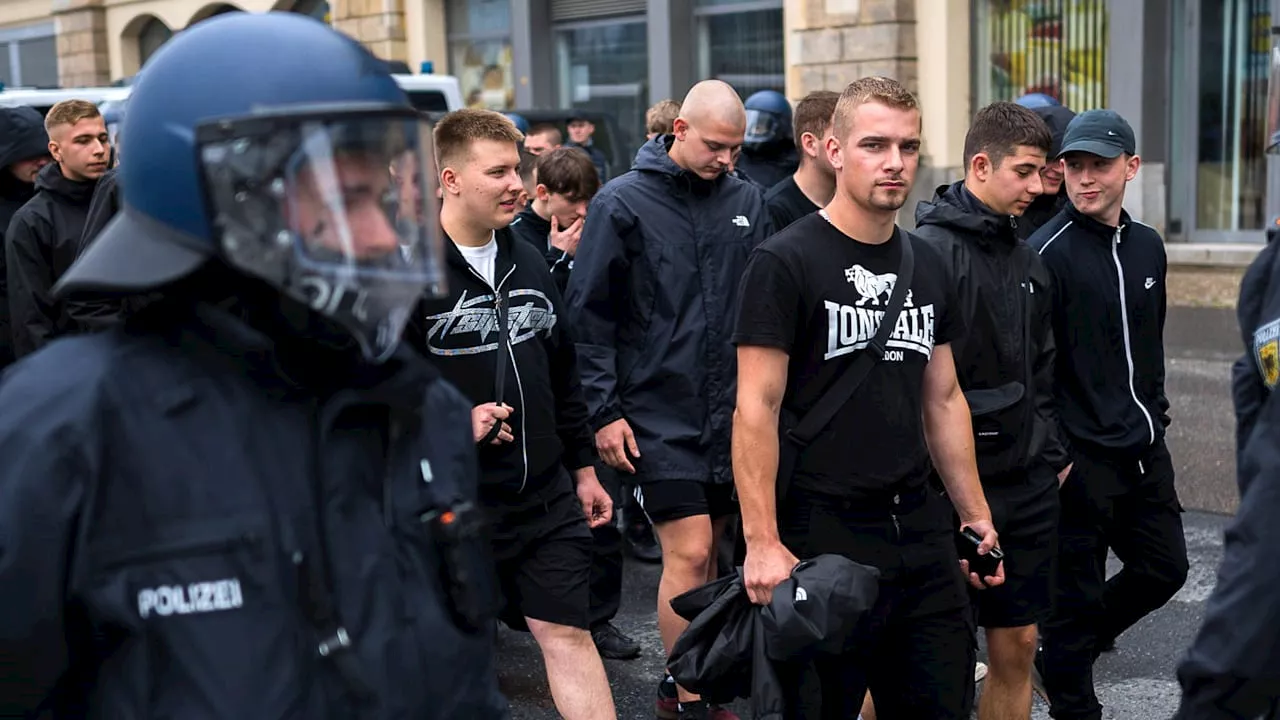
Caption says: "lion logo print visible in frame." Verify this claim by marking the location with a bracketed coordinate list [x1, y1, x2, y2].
[844, 265, 897, 307]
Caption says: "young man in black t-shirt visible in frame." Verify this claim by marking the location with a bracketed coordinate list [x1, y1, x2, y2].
[763, 90, 838, 233]
[912, 102, 1065, 720]
[732, 76, 1005, 719]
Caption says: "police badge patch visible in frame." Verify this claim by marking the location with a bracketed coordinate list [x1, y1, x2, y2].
[1255, 318, 1280, 389]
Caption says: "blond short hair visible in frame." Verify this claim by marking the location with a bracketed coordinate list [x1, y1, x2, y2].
[45, 99, 101, 134]
[832, 76, 919, 141]
[434, 108, 524, 168]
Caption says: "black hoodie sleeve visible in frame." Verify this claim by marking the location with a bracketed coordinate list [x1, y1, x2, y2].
[546, 281, 596, 472]
[5, 210, 57, 359]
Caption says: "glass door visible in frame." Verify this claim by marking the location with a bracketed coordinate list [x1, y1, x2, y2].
[554, 17, 649, 163]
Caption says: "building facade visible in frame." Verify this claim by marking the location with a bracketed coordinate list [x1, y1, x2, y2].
[0, 0, 1273, 243]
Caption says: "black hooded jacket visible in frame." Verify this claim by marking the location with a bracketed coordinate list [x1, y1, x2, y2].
[1015, 192, 1068, 241]
[912, 182, 1069, 476]
[1030, 203, 1170, 456]
[407, 227, 595, 498]
[5, 161, 99, 359]
[508, 205, 573, 294]
[564, 135, 771, 486]
[0, 107, 51, 366]
[737, 141, 799, 191]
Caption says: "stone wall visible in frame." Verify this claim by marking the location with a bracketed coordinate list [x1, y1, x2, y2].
[53, 0, 111, 87]
[785, 0, 917, 101]
[332, 0, 408, 63]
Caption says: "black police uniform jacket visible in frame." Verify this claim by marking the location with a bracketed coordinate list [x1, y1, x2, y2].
[1174, 236, 1280, 720]
[407, 228, 595, 496]
[564, 135, 772, 486]
[1029, 203, 1171, 456]
[5, 161, 98, 359]
[0, 297, 509, 719]
[912, 182, 1069, 477]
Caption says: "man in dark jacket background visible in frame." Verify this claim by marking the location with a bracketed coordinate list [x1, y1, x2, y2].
[5, 99, 109, 359]
[565, 78, 769, 720]
[412, 109, 618, 720]
[1015, 103, 1076, 240]
[508, 147, 598, 295]
[0, 14, 509, 717]
[913, 101, 1067, 720]
[1030, 109, 1189, 720]
[0, 106, 51, 366]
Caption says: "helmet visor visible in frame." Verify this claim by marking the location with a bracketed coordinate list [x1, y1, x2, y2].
[744, 109, 778, 145]
[199, 108, 444, 362]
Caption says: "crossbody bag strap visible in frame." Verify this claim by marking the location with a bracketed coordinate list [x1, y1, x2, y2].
[478, 281, 511, 445]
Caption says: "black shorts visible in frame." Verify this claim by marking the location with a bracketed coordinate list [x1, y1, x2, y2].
[633, 479, 737, 525]
[486, 472, 593, 631]
[970, 465, 1060, 629]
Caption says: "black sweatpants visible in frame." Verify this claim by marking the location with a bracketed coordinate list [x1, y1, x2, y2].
[588, 464, 624, 627]
[777, 485, 976, 720]
[1041, 439, 1189, 720]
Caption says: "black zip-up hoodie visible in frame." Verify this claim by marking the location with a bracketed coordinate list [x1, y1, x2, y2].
[508, 205, 573, 294]
[407, 227, 595, 497]
[913, 182, 1069, 477]
[5, 161, 98, 359]
[0, 107, 50, 367]
[1029, 203, 1170, 456]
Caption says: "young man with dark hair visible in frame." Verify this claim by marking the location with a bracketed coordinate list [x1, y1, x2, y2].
[764, 90, 839, 232]
[912, 100, 1065, 720]
[525, 123, 563, 157]
[411, 108, 618, 720]
[1030, 109, 1189, 720]
[733, 75, 1002, 720]
[509, 146, 600, 294]
[6, 99, 110, 358]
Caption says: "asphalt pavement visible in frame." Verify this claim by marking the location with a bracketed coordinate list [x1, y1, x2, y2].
[500, 305, 1244, 720]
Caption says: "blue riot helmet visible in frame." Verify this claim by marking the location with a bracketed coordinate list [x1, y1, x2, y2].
[743, 90, 794, 151]
[1015, 92, 1061, 109]
[56, 12, 444, 363]
[99, 97, 127, 164]
[505, 112, 530, 135]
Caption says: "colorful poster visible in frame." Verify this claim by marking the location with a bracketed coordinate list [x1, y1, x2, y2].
[982, 0, 1108, 110]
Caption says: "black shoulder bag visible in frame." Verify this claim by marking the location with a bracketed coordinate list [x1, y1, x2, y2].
[775, 231, 915, 502]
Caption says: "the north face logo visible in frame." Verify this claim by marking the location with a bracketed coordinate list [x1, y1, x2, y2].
[794, 586, 808, 602]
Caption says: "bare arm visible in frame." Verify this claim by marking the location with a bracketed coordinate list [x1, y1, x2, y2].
[733, 344, 801, 604]
[921, 343, 989, 525]
[733, 345, 789, 545]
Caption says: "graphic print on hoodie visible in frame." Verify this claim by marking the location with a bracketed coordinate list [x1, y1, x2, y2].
[407, 227, 595, 498]
[6, 160, 99, 358]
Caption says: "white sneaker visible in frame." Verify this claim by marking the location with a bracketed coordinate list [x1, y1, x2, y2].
[974, 661, 989, 684]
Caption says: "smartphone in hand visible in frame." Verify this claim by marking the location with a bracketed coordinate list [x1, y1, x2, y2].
[956, 526, 1003, 580]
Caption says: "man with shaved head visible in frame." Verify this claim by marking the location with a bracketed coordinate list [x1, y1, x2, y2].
[565, 79, 770, 720]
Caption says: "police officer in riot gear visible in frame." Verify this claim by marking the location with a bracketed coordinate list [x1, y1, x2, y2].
[736, 89, 799, 190]
[0, 13, 508, 718]
[1174, 34, 1280, 715]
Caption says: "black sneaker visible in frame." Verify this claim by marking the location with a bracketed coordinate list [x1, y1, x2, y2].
[626, 521, 662, 563]
[656, 676, 679, 720]
[592, 622, 641, 660]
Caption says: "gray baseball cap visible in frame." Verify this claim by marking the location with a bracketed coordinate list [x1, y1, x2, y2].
[1058, 109, 1136, 159]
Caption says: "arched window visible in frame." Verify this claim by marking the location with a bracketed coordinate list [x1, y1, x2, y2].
[138, 18, 172, 66]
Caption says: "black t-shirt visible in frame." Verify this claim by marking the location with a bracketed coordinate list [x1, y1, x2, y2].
[764, 176, 819, 234]
[732, 212, 962, 497]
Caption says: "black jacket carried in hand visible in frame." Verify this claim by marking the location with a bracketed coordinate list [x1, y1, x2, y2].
[508, 205, 573, 294]
[1175, 235, 1280, 719]
[0, 107, 50, 367]
[1029, 203, 1170, 456]
[0, 289, 509, 719]
[564, 136, 771, 485]
[408, 227, 595, 496]
[913, 182, 1069, 476]
[66, 166, 130, 332]
[5, 161, 98, 359]
[668, 555, 880, 719]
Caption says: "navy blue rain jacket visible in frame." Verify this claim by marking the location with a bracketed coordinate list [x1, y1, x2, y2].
[0, 295, 509, 719]
[563, 135, 771, 485]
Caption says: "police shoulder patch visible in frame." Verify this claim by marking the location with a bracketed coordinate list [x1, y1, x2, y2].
[1254, 318, 1280, 390]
